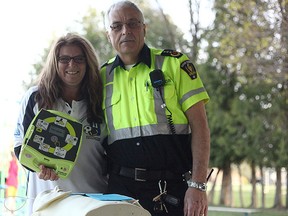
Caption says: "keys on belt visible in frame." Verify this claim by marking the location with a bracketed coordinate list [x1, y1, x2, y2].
[153, 180, 180, 213]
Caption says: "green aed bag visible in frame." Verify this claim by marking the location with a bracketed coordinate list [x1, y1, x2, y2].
[19, 109, 83, 179]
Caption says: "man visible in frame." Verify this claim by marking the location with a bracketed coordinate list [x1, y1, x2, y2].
[101, 1, 210, 216]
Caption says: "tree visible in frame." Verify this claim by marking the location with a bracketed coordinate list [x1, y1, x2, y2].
[202, 0, 287, 208]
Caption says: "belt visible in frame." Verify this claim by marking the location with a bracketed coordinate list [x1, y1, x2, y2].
[111, 165, 188, 182]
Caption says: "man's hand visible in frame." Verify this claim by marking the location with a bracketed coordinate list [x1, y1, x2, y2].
[184, 187, 208, 216]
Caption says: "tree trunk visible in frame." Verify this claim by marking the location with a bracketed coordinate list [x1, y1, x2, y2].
[154, 0, 176, 50]
[237, 164, 244, 207]
[220, 162, 232, 206]
[208, 168, 220, 204]
[285, 167, 288, 209]
[260, 165, 265, 208]
[274, 167, 283, 209]
[250, 161, 257, 208]
[188, 0, 201, 60]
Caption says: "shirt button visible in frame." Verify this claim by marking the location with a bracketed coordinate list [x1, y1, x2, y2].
[136, 142, 140, 146]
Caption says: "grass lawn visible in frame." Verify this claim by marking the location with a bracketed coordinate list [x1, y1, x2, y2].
[208, 209, 288, 216]
[207, 184, 287, 215]
[208, 184, 286, 208]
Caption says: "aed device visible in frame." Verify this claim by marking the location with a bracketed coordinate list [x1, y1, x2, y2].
[19, 109, 83, 179]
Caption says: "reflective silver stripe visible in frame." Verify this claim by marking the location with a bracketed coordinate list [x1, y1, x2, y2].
[179, 87, 207, 105]
[155, 55, 165, 69]
[108, 124, 190, 144]
[153, 55, 167, 124]
[105, 64, 115, 132]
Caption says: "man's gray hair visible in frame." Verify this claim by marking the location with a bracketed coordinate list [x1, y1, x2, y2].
[104, 0, 145, 30]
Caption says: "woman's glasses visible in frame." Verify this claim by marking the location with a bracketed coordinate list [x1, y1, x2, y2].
[58, 55, 86, 64]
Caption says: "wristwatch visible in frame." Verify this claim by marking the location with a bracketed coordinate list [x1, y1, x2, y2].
[187, 180, 207, 192]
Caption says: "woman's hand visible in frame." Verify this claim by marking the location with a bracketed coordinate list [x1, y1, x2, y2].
[37, 165, 59, 181]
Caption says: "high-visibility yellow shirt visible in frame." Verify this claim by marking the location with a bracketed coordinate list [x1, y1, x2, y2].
[101, 44, 209, 145]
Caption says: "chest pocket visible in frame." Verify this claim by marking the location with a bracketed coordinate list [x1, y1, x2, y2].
[104, 91, 121, 110]
[103, 82, 121, 130]
[146, 77, 176, 100]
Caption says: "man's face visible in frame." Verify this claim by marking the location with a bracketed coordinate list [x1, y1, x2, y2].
[106, 5, 146, 62]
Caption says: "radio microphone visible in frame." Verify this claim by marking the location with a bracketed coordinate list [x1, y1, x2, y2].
[149, 69, 165, 88]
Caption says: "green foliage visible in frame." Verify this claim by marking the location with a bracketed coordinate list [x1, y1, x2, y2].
[202, 0, 287, 169]
[200, 0, 287, 208]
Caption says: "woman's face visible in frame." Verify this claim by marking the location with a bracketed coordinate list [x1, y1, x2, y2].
[57, 44, 86, 88]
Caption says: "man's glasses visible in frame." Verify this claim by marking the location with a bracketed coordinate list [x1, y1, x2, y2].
[58, 55, 86, 64]
[110, 20, 143, 32]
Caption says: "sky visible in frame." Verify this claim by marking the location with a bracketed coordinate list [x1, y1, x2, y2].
[0, 0, 213, 152]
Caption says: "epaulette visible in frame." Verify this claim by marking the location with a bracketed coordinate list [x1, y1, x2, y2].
[160, 49, 183, 58]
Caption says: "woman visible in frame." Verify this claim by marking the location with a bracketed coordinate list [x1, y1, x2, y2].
[14, 33, 108, 214]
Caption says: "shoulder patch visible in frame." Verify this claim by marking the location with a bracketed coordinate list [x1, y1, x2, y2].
[161, 49, 183, 58]
[180, 60, 197, 80]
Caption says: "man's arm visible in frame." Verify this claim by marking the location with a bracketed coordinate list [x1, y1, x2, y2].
[184, 100, 210, 216]
[186, 100, 210, 182]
